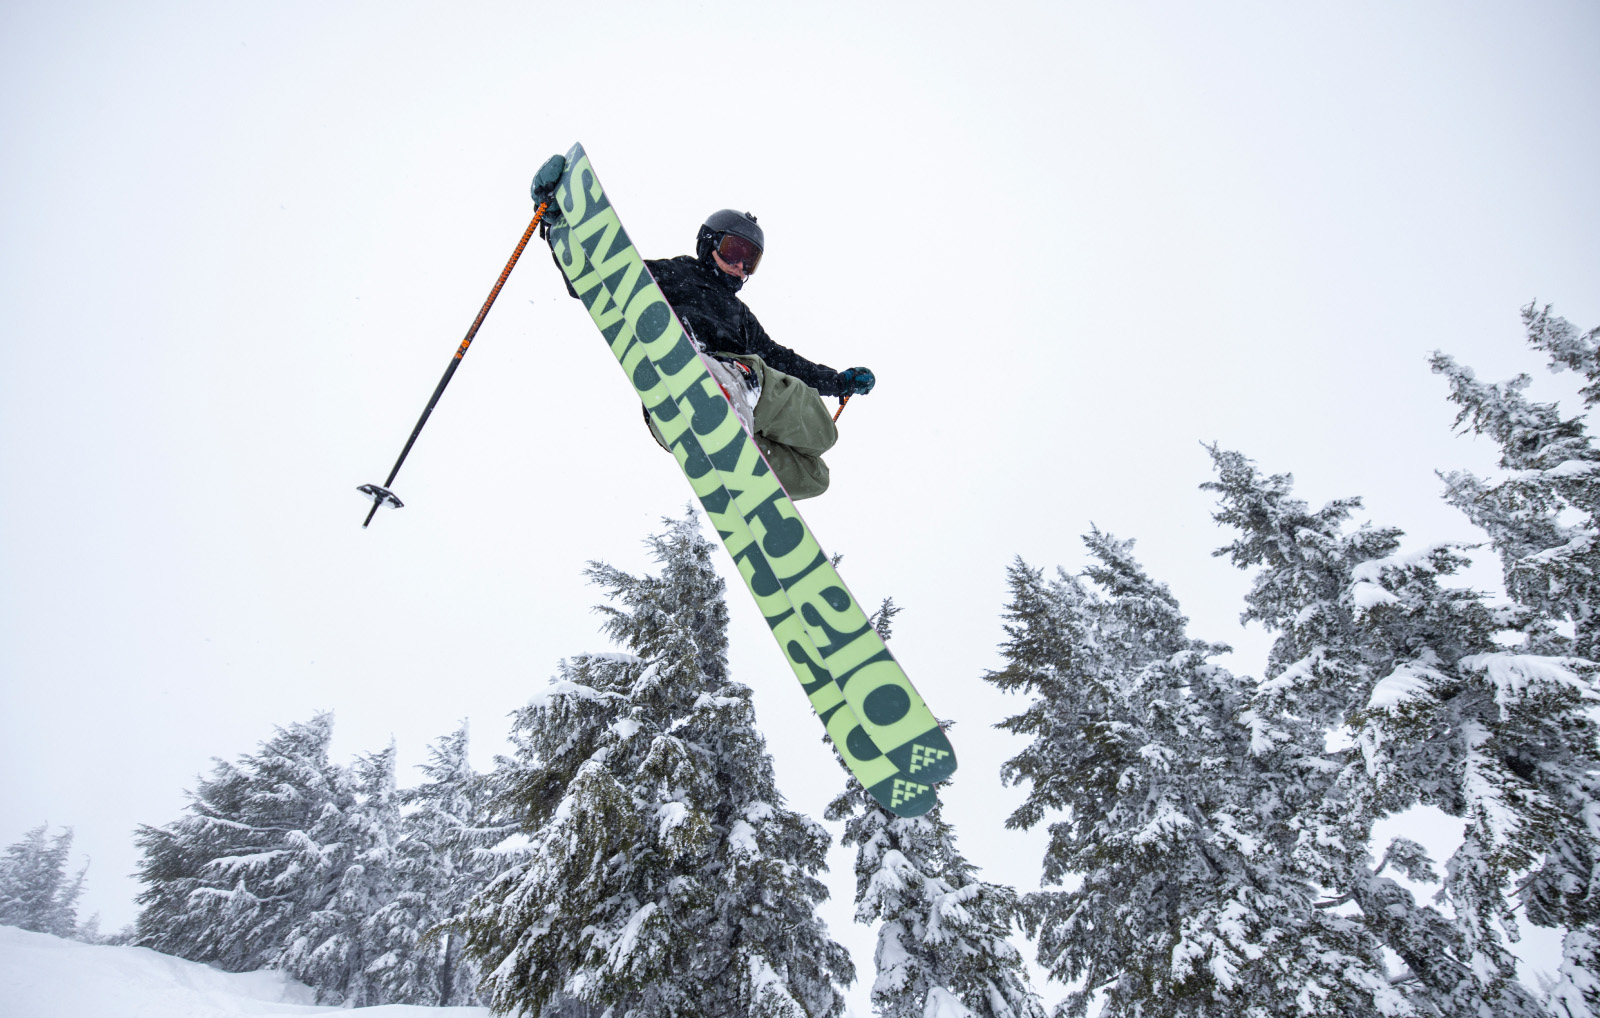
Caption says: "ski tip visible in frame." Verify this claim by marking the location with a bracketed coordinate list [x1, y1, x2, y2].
[867, 774, 939, 818]
[887, 728, 957, 787]
[858, 728, 956, 815]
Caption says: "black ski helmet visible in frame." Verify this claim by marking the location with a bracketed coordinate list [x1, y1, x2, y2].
[697, 209, 764, 264]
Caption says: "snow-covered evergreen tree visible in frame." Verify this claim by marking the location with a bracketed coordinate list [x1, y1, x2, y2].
[1525, 302, 1600, 417]
[869, 597, 902, 640]
[831, 600, 1042, 1018]
[134, 714, 351, 971]
[986, 310, 1600, 1015]
[988, 530, 1399, 1017]
[1431, 303, 1600, 660]
[368, 722, 505, 1005]
[276, 741, 404, 1005]
[136, 716, 474, 1006]
[826, 781, 1043, 1018]
[456, 511, 854, 1018]
[1202, 446, 1571, 1016]
[1429, 304, 1600, 1016]
[0, 824, 87, 939]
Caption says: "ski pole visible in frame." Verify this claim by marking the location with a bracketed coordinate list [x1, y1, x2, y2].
[358, 201, 550, 528]
[833, 395, 850, 423]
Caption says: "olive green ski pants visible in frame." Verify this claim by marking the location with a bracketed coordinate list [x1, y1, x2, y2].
[647, 353, 838, 500]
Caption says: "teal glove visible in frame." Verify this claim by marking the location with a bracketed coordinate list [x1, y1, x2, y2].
[530, 154, 565, 205]
[840, 366, 875, 394]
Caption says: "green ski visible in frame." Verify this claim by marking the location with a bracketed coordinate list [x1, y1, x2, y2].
[546, 143, 955, 816]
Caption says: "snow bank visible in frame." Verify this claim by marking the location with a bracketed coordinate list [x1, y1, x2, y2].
[0, 926, 489, 1018]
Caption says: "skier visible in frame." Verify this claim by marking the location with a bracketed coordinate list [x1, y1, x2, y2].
[532, 154, 875, 499]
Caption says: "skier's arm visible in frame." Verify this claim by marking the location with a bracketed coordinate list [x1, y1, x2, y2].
[740, 312, 849, 397]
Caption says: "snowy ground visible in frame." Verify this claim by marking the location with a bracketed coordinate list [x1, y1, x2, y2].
[0, 926, 489, 1018]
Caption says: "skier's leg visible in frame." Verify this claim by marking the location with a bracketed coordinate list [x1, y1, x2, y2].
[726, 355, 837, 500]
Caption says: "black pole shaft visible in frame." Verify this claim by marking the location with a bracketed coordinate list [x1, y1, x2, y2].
[362, 203, 549, 528]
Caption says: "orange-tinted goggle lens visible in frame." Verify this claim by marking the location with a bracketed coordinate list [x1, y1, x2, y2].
[716, 233, 763, 274]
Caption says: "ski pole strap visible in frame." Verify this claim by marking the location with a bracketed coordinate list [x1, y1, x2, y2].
[833, 394, 850, 422]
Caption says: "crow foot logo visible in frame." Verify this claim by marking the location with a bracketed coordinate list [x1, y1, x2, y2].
[890, 778, 930, 809]
[908, 744, 951, 774]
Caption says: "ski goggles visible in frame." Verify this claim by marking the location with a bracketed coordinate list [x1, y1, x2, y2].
[716, 233, 763, 274]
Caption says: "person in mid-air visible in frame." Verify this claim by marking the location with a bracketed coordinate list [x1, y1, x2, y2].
[532, 155, 874, 500]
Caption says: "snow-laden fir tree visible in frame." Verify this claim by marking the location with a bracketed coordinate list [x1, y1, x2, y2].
[1202, 446, 1566, 1016]
[1428, 304, 1600, 1017]
[134, 714, 350, 972]
[276, 741, 404, 1005]
[987, 313, 1600, 1017]
[134, 713, 434, 1006]
[1431, 303, 1600, 660]
[987, 529, 1400, 1018]
[367, 722, 505, 1006]
[826, 781, 1044, 1018]
[0, 824, 87, 939]
[455, 511, 854, 1018]
[829, 601, 1044, 1018]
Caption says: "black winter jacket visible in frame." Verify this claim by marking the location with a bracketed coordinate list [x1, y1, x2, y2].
[643, 256, 848, 398]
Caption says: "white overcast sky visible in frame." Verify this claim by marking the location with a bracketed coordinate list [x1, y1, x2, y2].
[2, 0, 1596, 1006]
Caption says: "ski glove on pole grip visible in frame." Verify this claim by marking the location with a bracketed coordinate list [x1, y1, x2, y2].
[531, 154, 565, 236]
[531, 154, 565, 201]
[840, 366, 876, 395]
